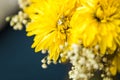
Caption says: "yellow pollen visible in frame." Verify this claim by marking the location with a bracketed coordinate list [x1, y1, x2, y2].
[57, 16, 70, 34]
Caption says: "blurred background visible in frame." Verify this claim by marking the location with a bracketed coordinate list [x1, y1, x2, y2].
[0, 24, 70, 80]
[0, 0, 70, 80]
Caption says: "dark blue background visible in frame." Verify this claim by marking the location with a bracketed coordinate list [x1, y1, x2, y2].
[0, 24, 70, 80]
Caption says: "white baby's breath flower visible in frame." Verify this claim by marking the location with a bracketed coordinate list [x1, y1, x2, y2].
[18, 0, 30, 9]
[6, 11, 28, 30]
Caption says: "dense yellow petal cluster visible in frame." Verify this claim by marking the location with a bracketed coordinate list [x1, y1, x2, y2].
[24, 0, 81, 62]
[6, 0, 120, 79]
[71, 0, 120, 54]
[23, 0, 120, 76]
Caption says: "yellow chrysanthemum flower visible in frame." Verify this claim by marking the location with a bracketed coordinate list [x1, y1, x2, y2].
[24, 0, 80, 62]
[71, 0, 120, 54]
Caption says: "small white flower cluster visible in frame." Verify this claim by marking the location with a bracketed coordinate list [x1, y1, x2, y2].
[65, 44, 113, 80]
[41, 42, 68, 69]
[18, 0, 31, 9]
[100, 57, 113, 80]
[41, 56, 53, 69]
[41, 50, 58, 69]
[6, 0, 30, 30]
[40, 42, 113, 80]
[6, 11, 28, 30]
[67, 44, 99, 80]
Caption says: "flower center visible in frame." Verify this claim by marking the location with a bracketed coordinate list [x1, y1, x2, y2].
[57, 16, 70, 34]
[94, 2, 119, 23]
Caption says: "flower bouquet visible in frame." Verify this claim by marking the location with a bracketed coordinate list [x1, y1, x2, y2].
[8, 0, 120, 80]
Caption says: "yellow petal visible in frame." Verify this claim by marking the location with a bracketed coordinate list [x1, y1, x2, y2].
[110, 56, 117, 76]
